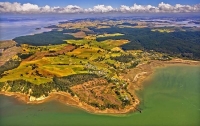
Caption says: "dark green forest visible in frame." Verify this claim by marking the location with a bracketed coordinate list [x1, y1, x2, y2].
[93, 27, 200, 60]
[14, 29, 80, 46]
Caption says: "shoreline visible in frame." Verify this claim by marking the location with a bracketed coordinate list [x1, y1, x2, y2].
[0, 58, 199, 114]
[124, 58, 200, 89]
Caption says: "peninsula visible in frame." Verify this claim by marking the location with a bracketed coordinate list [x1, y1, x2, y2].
[0, 17, 200, 114]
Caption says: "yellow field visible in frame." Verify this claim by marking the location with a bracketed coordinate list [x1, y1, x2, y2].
[96, 33, 124, 38]
[151, 29, 174, 33]
[101, 39, 129, 48]
[0, 60, 52, 85]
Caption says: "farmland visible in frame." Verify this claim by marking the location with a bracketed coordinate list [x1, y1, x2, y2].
[1, 17, 199, 113]
[0, 33, 169, 111]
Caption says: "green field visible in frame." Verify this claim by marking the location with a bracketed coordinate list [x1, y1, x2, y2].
[0, 31, 173, 111]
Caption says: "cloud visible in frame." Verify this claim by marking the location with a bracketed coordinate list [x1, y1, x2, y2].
[86, 5, 115, 13]
[56, 5, 83, 13]
[158, 2, 200, 13]
[120, 4, 159, 13]
[0, 2, 200, 13]
[0, 2, 40, 13]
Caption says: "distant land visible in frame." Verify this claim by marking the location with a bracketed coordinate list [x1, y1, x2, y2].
[0, 16, 200, 114]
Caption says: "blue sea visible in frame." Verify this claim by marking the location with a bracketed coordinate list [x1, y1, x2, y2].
[0, 14, 86, 40]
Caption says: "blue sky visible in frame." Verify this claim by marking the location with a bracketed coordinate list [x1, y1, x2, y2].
[2, 0, 200, 7]
[1, 0, 200, 13]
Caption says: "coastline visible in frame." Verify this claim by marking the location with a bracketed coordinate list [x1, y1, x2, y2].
[124, 59, 200, 90]
[0, 58, 199, 114]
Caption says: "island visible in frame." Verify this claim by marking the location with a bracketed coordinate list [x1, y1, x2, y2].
[35, 28, 41, 30]
[0, 17, 200, 114]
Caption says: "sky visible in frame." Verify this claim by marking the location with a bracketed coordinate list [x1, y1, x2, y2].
[0, 0, 200, 13]
[1, 0, 200, 7]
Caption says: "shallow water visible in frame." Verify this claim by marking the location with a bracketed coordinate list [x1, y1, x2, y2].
[0, 65, 199, 126]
